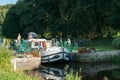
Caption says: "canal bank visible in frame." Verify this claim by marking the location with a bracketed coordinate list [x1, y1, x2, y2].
[11, 57, 41, 71]
[71, 50, 120, 62]
[10, 50, 120, 80]
[11, 50, 120, 71]
[25, 62, 120, 80]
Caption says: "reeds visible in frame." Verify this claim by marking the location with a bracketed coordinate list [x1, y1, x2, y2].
[66, 68, 82, 80]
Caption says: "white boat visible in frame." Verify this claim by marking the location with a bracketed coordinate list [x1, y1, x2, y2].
[28, 39, 71, 63]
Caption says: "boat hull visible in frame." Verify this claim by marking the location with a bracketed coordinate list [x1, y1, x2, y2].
[41, 52, 71, 63]
[41, 47, 71, 63]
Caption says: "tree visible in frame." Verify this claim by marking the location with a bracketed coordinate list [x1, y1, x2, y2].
[2, 0, 120, 39]
[0, 4, 13, 37]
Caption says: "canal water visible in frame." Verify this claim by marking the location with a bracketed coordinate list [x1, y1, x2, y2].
[25, 62, 120, 80]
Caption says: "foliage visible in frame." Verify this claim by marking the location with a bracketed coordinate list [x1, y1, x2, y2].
[112, 37, 120, 49]
[0, 47, 13, 68]
[66, 70, 82, 80]
[0, 68, 38, 80]
[0, 47, 38, 80]
[113, 55, 120, 62]
[0, 4, 13, 37]
[2, 0, 120, 39]
[85, 37, 114, 51]
[43, 28, 52, 39]
[0, 4, 13, 25]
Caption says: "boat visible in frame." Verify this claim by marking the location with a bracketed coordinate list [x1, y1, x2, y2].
[28, 38, 71, 63]
[15, 32, 71, 63]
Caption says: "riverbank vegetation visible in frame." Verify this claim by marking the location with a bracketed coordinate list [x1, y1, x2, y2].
[0, 47, 38, 80]
[76, 37, 119, 52]
[84, 37, 114, 51]
[66, 69, 82, 80]
[0, 0, 120, 39]
[0, 0, 120, 52]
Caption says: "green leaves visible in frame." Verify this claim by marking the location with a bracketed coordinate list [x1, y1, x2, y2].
[112, 37, 120, 49]
[66, 70, 82, 80]
[0, 47, 38, 80]
[1, 0, 120, 39]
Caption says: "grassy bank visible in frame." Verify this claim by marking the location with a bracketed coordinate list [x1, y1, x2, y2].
[85, 37, 117, 51]
[0, 47, 38, 80]
[66, 71, 82, 80]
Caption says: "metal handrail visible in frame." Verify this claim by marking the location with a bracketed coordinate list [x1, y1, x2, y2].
[41, 52, 70, 58]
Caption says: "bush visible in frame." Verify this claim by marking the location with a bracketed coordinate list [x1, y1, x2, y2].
[112, 37, 120, 49]
[0, 47, 13, 68]
[0, 47, 38, 80]
[0, 68, 38, 80]
[66, 70, 82, 80]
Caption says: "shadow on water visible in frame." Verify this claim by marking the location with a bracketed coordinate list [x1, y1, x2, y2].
[25, 62, 120, 80]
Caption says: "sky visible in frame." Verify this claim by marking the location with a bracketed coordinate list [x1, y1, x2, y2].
[0, 0, 18, 5]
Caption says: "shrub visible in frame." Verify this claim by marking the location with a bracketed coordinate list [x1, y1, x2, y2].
[112, 37, 120, 49]
[0, 47, 38, 80]
[66, 69, 82, 80]
[0, 47, 13, 68]
[0, 68, 38, 80]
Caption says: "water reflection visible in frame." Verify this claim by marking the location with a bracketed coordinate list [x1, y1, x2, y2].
[41, 62, 67, 80]
[41, 66, 65, 80]
[25, 62, 120, 80]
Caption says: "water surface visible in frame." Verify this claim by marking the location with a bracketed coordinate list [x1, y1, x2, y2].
[25, 62, 120, 80]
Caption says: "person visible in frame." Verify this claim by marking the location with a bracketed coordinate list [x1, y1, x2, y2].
[38, 42, 44, 56]
[67, 38, 72, 52]
[38, 42, 44, 51]
[16, 33, 21, 49]
[67, 38, 71, 47]
[17, 33, 21, 44]
[52, 38, 56, 46]
[42, 41, 47, 50]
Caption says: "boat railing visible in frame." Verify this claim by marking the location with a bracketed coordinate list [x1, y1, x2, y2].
[41, 52, 70, 58]
[41, 49, 71, 63]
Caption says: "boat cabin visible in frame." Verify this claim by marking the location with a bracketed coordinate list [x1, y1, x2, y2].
[28, 39, 52, 49]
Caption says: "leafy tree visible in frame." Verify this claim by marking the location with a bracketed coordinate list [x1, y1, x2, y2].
[2, 0, 120, 39]
[0, 4, 13, 37]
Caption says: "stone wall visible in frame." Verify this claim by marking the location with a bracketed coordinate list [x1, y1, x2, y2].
[11, 57, 41, 71]
[71, 50, 120, 62]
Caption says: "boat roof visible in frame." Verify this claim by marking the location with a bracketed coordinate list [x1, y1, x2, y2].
[28, 39, 47, 42]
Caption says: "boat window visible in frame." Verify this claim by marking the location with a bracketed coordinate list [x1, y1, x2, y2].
[35, 42, 39, 46]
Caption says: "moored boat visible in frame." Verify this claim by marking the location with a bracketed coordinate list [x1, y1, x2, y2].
[28, 38, 71, 63]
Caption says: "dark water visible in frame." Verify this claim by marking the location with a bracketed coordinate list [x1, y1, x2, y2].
[25, 62, 120, 80]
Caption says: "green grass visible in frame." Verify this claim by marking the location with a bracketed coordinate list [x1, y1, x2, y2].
[0, 68, 38, 80]
[85, 37, 118, 51]
[0, 47, 38, 80]
[66, 69, 82, 80]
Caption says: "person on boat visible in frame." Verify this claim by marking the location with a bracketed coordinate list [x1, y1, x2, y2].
[17, 33, 21, 43]
[51, 38, 57, 46]
[16, 33, 21, 49]
[42, 41, 47, 50]
[67, 38, 72, 52]
[38, 42, 44, 56]
[38, 42, 44, 51]
[67, 38, 71, 46]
